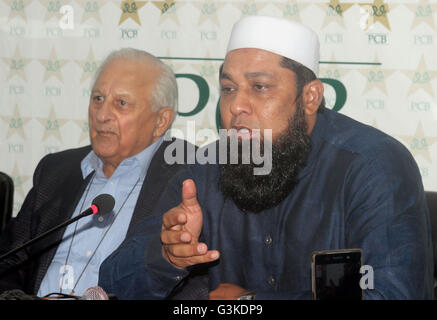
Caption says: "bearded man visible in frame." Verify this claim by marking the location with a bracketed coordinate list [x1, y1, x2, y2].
[99, 16, 433, 300]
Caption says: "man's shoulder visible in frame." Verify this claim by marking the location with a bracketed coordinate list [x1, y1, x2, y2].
[38, 145, 92, 170]
[322, 109, 412, 163]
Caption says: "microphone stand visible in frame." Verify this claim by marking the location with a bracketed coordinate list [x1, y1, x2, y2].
[0, 209, 95, 261]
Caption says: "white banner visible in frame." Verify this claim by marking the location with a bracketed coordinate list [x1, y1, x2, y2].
[0, 0, 436, 216]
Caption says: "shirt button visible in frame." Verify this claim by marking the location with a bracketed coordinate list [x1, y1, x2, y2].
[267, 275, 276, 287]
[264, 235, 272, 245]
[175, 275, 183, 281]
[86, 250, 92, 257]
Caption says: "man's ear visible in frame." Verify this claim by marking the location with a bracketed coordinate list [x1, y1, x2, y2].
[302, 79, 324, 116]
[153, 107, 174, 139]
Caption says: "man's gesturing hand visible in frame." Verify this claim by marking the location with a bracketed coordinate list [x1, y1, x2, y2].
[161, 179, 220, 269]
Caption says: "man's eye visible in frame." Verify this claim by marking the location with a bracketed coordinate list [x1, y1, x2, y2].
[119, 100, 127, 106]
[254, 83, 267, 91]
[93, 96, 104, 102]
[221, 86, 234, 95]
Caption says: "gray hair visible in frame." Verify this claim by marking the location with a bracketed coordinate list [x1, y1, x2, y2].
[92, 48, 178, 113]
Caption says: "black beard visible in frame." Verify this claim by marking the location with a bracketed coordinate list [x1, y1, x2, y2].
[218, 104, 311, 213]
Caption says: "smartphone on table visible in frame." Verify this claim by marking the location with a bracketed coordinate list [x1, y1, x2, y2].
[311, 249, 363, 300]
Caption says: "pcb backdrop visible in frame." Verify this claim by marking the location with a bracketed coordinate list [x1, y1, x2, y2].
[0, 0, 436, 216]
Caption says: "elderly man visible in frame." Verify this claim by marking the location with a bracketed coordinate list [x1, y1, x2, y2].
[0, 48, 190, 297]
[99, 17, 433, 299]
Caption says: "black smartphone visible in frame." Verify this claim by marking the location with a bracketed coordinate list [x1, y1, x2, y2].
[311, 249, 363, 300]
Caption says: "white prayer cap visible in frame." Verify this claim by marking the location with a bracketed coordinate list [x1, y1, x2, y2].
[226, 16, 320, 75]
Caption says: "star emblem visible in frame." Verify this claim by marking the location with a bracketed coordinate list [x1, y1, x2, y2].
[2, 104, 31, 139]
[273, 1, 309, 23]
[319, 0, 354, 28]
[358, 55, 394, 95]
[234, 0, 267, 19]
[36, 105, 68, 142]
[319, 54, 353, 80]
[73, 119, 90, 144]
[152, 0, 179, 25]
[406, 0, 437, 30]
[402, 55, 437, 97]
[39, 48, 68, 83]
[1, 47, 31, 81]
[39, 0, 70, 22]
[398, 122, 437, 163]
[191, 51, 221, 87]
[118, 0, 147, 26]
[359, 0, 391, 31]
[75, 48, 101, 84]
[152, 0, 180, 25]
[6, 0, 32, 22]
[193, 0, 225, 26]
[77, 0, 107, 24]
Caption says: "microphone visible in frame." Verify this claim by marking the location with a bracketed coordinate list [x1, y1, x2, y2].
[80, 286, 117, 300]
[0, 194, 115, 261]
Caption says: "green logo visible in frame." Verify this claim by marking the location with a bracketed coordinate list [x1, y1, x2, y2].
[371, 4, 387, 17]
[320, 78, 347, 112]
[9, 117, 22, 129]
[48, 0, 62, 13]
[416, 5, 431, 17]
[46, 119, 60, 131]
[323, 69, 341, 79]
[199, 65, 215, 78]
[328, 4, 342, 16]
[82, 121, 89, 132]
[161, 1, 175, 14]
[174, 73, 347, 132]
[11, 0, 24, 11]
[411, 137, 427, 150]
[123, 1, 139, 14]
[413, 71, 430, 84]
[368, 70, 384, 83]
[13, 176, 22, 187]
[283, 3, 299, 17]
[242, 3, 257, 15]
[85, 1, 99, 13]
[84, 61, 98, 73]
[11, 59, 24, 70]
[201, 3, 216, 15]
[176, 74, 209, 117]
[46, 60, 61, 72]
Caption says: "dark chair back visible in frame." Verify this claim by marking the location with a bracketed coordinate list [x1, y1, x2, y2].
[425, 191, 437, 300]
[0, 172, 14, 232]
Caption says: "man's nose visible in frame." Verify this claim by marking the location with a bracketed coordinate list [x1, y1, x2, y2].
[95, 100, 114, 123]
[229, 88, 253, 117]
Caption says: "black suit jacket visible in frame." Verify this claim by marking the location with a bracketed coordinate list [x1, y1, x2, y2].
[0, 138, 204, 296]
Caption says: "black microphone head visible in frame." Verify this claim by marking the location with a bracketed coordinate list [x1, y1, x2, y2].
[92, 194, 115, 215]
